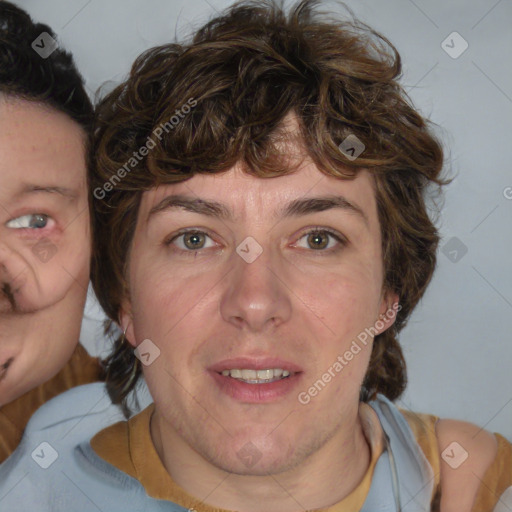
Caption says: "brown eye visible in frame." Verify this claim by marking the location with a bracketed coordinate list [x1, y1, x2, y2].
[295, 228, 346, 252]
[306, 231, 330, 250]
[166, 229, 216, 254]
[183, 231, 206, 250]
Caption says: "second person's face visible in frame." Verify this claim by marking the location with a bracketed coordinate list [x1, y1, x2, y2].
[0, 98, 91, 405]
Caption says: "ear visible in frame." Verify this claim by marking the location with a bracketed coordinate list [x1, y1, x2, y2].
[119, 301, 136, 348]
[375, 290, 400, 336]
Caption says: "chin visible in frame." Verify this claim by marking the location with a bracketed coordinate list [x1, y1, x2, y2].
[0, 380, 25, 406]
[206, 434, 298, 476]
[209, 449, 294, 477]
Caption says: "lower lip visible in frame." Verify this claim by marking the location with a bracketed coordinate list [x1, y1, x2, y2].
[209, 371, 302, 403]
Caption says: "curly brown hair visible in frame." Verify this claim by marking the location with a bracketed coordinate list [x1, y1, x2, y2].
[91, 0, 446, 416]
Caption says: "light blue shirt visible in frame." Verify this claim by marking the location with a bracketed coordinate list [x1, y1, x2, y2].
[0, 382, 506, 511]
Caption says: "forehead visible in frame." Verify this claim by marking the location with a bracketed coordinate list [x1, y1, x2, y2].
[140, 160, 378, 225]
[0, 97, 87, 192]
[139, 110, 379, 224]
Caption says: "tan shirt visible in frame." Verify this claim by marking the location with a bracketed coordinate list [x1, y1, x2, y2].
[91, 402, 512, 511]
[0, 343, 102, 463]
[92, 403, 385, 512]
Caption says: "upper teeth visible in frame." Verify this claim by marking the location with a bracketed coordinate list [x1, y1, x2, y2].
[221, 368, 290, 380]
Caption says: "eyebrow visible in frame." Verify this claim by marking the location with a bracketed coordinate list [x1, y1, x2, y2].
[17, 185, 78, 200]
[148, 193, 369, 225]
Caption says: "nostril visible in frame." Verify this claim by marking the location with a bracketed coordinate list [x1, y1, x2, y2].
[0, 357, 13, 382]
[1, 282, 17, 310]
[0, 261, 11, 281]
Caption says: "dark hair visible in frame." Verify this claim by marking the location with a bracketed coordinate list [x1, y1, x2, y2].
[0, 0, 93, 130]
[91, 0, 446, 416]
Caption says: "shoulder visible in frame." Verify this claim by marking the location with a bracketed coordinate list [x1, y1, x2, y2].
[0, 382, 124, 482]
[398, 407, 512, 511]
[435, 418, 498, 511]
[0, 383, 129, 510]
[24, 381, 121, 432]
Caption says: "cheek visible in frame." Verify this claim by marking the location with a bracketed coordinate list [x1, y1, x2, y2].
[0, 239, 89, 313]
[296, 272, 380, 402]
[129, 270, 207, 404]
[35, 226, 91, 303]
[130, 261, 212, 341]
[299, 261, 383, 334]
[58, 213, 91, 278]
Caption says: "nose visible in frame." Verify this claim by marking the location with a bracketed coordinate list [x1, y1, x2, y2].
[0, 242, 26, 290]
[0, 243, 11, 282]
[220, 241, 292, 332]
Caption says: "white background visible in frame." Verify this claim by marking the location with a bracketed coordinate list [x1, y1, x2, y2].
[16, 0, 512, 437]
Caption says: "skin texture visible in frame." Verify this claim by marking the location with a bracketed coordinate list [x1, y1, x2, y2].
[121, 130, 399, 511]
[0, 97, 91, 406]
[436, 419, 498, 511]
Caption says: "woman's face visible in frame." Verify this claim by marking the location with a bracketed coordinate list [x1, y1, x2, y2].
[123, 144, 397, 475]
[0, 97, 91, 405]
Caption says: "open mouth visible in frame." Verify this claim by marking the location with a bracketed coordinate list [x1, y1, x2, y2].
[209, 358, 303, 402]
[219, 368, 294, 384]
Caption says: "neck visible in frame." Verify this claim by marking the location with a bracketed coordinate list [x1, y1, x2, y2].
[152, 404, 371, 512]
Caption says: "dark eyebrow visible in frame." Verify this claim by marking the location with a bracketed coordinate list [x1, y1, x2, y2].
[148, 193, 368, 225]
[149, 195, 230, 220]
[18, 185, 78, 200]
[280, 195, 368, 226]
